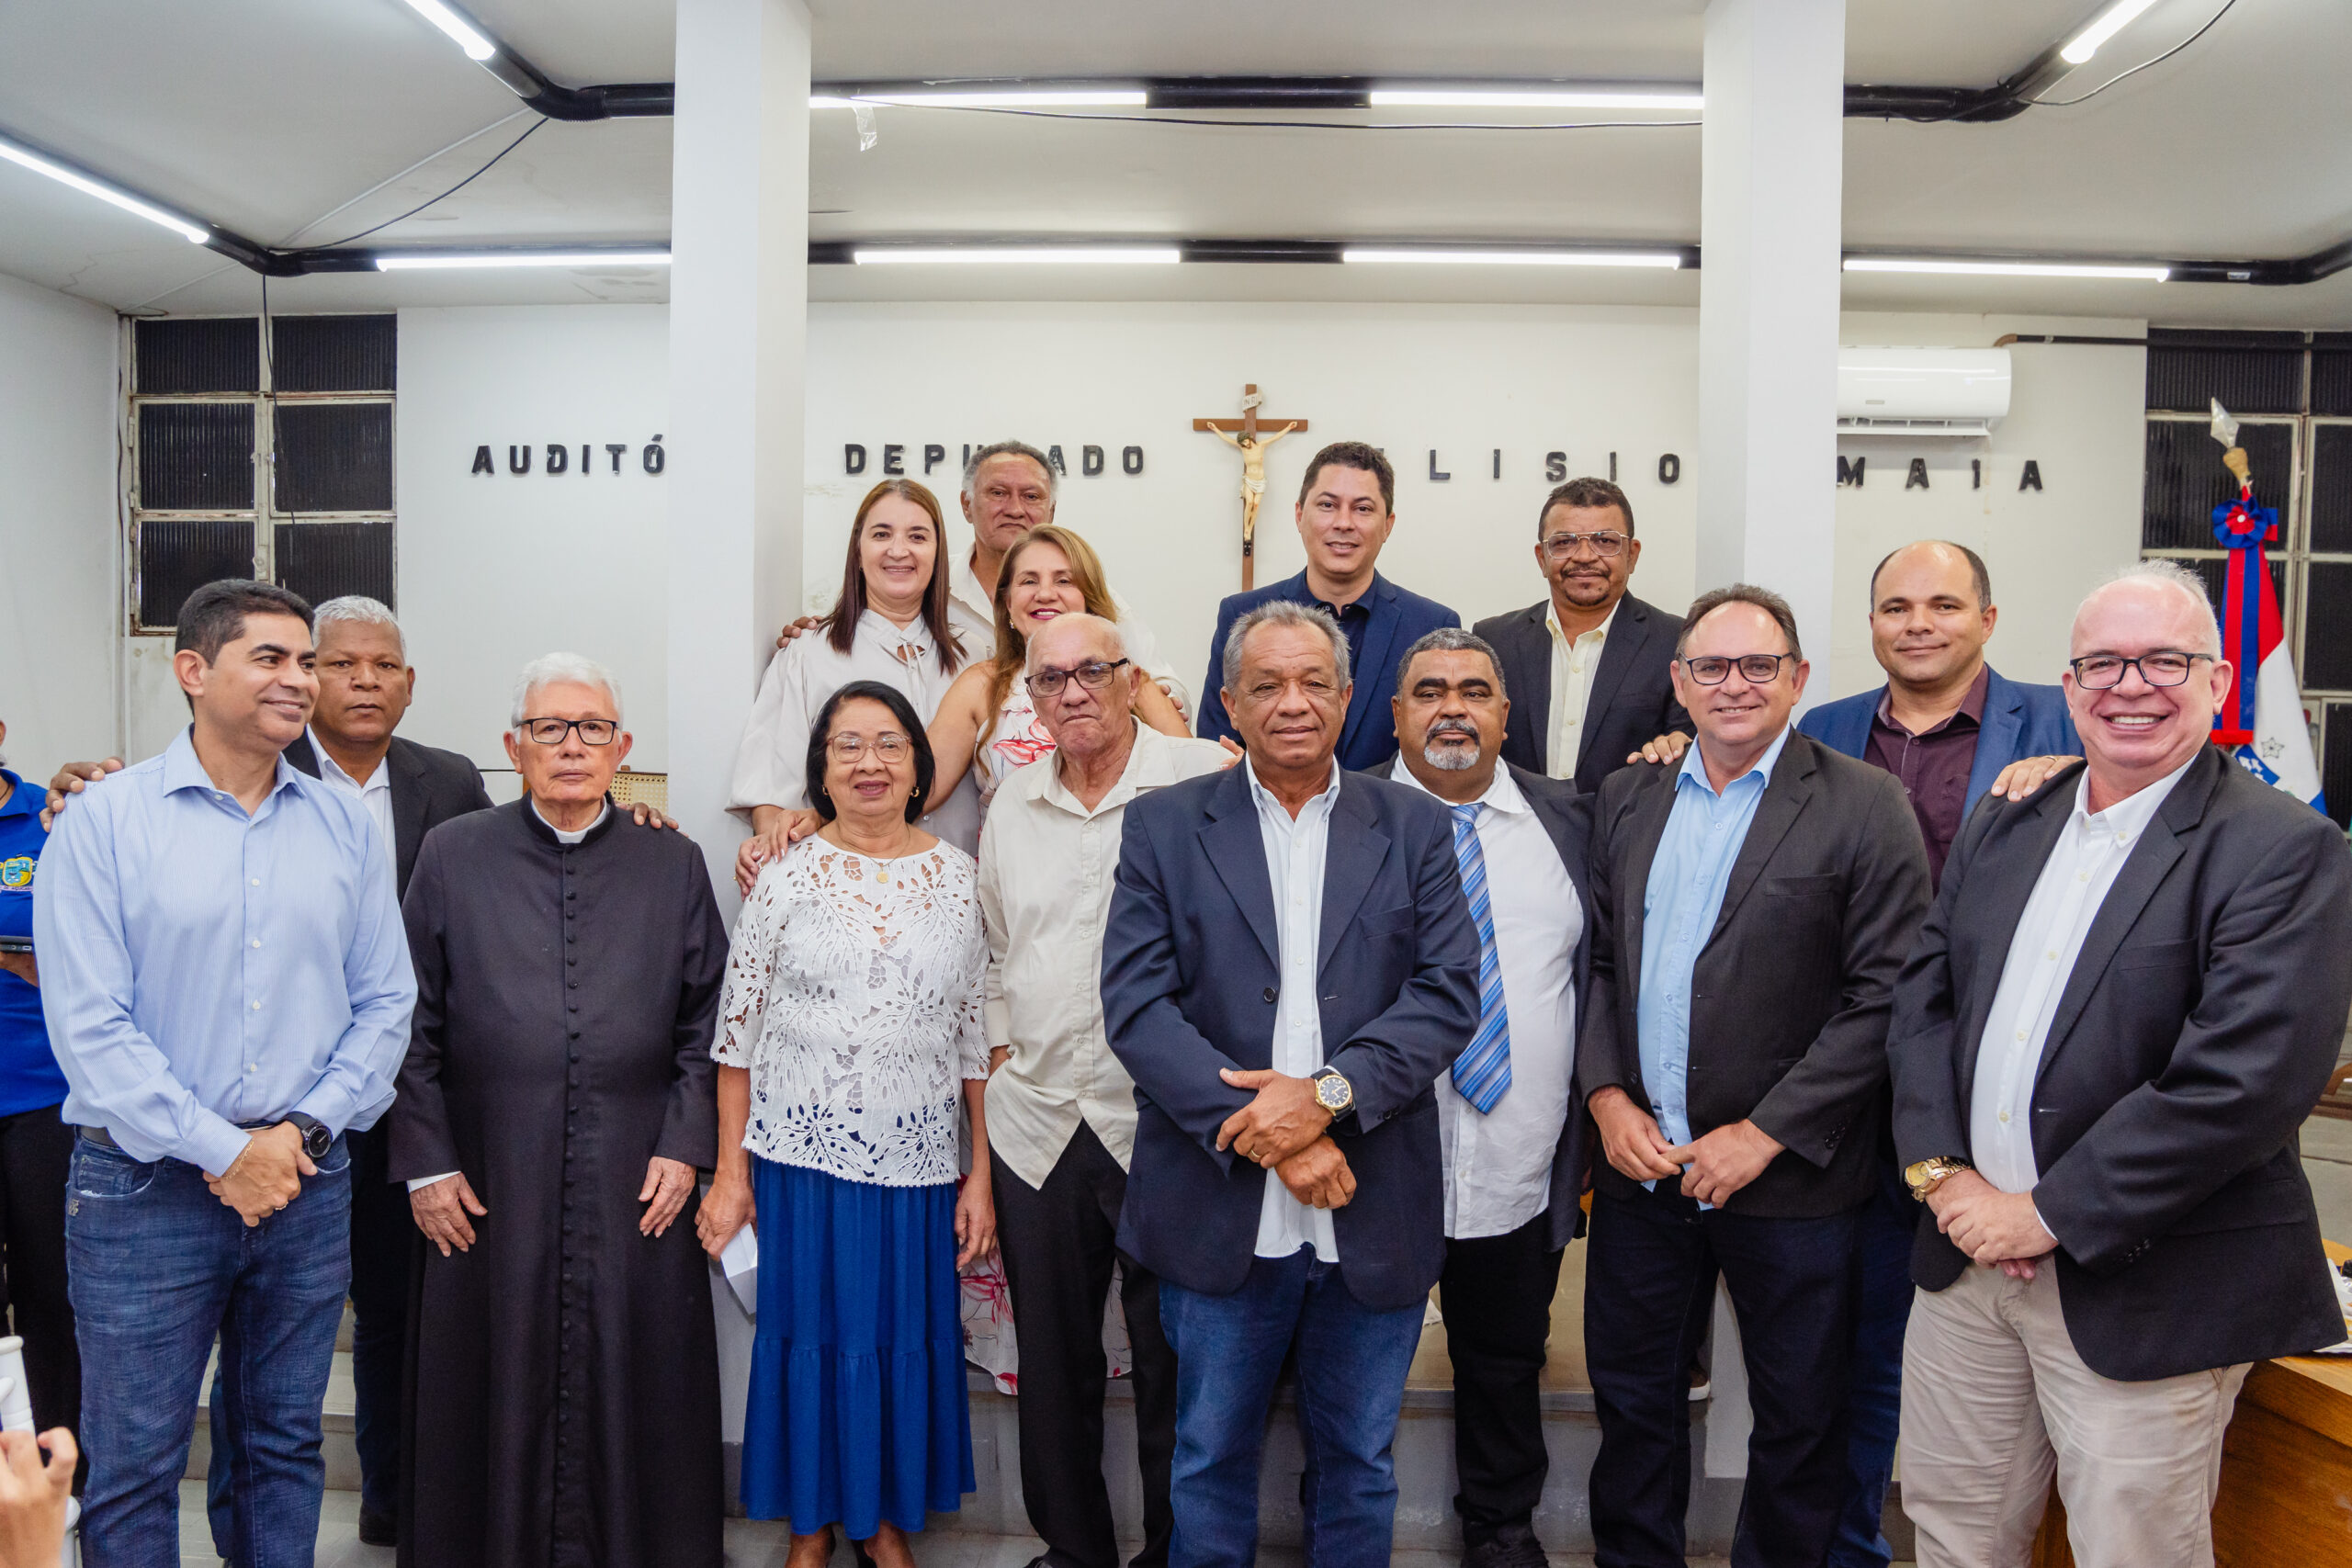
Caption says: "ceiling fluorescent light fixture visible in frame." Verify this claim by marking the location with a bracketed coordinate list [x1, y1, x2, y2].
[374, 250, 672, 269]
[0, 135, 209, 243]
[1844, 256, 2169, 281]
[398, 0, 497, 61]
[1369, 87, 1703, 111]
[823, 90, 1146, 108]
[2059, 0, 2164, 63]
[853, 246, 1180, 265]
[1342, 247, 1683, 268]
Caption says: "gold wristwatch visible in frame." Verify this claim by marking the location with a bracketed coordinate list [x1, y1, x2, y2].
[1310, 1066, 1354, 1115]
[1904, 1156, 1973, 1201]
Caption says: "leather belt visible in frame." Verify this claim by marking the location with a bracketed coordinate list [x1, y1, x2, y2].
[77, 1120, 280, 1152]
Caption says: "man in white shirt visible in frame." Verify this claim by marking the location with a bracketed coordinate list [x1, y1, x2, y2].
[1890, 562, 2352, 1568]
[978, 613, 1229, 1568]
[1383, 629, 1589, 1568]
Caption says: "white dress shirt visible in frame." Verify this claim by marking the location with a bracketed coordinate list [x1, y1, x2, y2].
[949, 556, 1190, 714]
[978, 723, 1232, 1189]
[1545, 602, 1619, 780]
[311, 731, 395, 863]
[1246, 756, 1342, 1263]
[1969, 756, 2197, 1194]
[1389, 758, 1583, 1238]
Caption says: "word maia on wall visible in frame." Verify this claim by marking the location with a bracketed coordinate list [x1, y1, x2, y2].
[472, 438, 669, 476]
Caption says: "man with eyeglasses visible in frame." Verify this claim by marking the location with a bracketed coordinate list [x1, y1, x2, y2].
[1577, 585, 1929, 1568]
[1889, 563, 2352, 1568]
[1475, 478, 1690, 795]
[390, 652, 730, 1567]
[976, 613, 1232, 1568]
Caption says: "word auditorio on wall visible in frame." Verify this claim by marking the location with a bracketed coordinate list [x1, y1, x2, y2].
[472, 439, 668, 477]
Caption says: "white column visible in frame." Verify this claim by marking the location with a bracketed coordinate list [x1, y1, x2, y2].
[1697, 0, 1845, 677]
[667, 0, 810, 902]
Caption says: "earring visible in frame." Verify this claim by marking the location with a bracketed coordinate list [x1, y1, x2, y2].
[911, 784, 923, 800]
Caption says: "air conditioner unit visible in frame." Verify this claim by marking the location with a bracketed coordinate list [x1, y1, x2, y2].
[1837, 347, 2011, 436]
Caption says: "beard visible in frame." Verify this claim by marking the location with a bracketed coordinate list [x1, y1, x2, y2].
[1421, 726, 1483, 773]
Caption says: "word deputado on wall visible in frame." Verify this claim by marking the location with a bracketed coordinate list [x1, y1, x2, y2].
[472, 438, 668, 476]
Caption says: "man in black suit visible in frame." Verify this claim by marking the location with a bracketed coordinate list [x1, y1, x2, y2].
[1578, 584, 1930, 1568]
[1102, 600, 1480, 1568]
[1382, 628, 1590, 1568]
[1475, 478, 1690, 795]
[1889, 562, 2352, 1568]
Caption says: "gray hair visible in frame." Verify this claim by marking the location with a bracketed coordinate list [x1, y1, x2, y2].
[1679, 582, 1804, 663]
[1222, 600, 1351, 691]
[962, 440, 1059, 501]
[1024, 611, 1126, 672]
[510, 652, 624, 728]
[312, 595, 404, 659]
[2076, 559, 2222, 657]
[1396, 626, 1507, 696]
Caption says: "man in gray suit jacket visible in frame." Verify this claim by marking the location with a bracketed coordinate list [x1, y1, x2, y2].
[1578, 585, 1930, 1568]
[1889, 562, 2352, 1568]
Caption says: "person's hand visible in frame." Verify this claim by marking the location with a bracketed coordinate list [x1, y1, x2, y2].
[1216, 736, 1244, 765]
[1663, 1119, 1783, 1206]
[627, 802, 687, 834]
[206, 1122, 311, 1227]
[1274, 1136, 1355, 1209]
[1589, 1086, 1685, 1181]
[1159, 680, 1193, 725]
[410, 1173, 488, 1256]
[0, 953, 32, 989]
[0, 1425, 76, 1568]
[988, 1044, 1011, 1077]
[733, 809, 825, 897]
[639, 1156, 695, 1237]
[1216, 1067, 1332, 1168]
[1627, 732, 1690, 768]
[1986, 754, 2081, 802]
[41, 757, 121, 829]
[774, 615, 825, 650]
[1933, 1174, 2057, 1270]
[955, 1171, 997, 1267]
[696, 1169, 754, 1258]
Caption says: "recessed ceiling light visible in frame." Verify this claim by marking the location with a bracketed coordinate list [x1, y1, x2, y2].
[852, 246, 1182, 265]
[1369, 87, 1703, 112]
[1843, 256, 2170, 281]
[0, 133, 209, 243]
[373, 251, 672, 269]
[1342, 248, 1684, 268]
[397, 0, 497, 62]
[2060, 0, 2165, 64]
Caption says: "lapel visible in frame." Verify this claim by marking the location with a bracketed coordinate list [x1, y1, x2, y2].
[1705, 732, 1818, 945]
[1340, 576, 1403, 754]
[1507, 604, 1555, 762]
[1951, 768, 2078, 1109]
[1574, 596, 1651, 773]
[1614, 763, 1682, 986]
[1200, 763, 1281, 971]
[283, 729, 322, 779]
[1317, 773, 1390, 979]
[2030, 750, 2219, 1093]
[1964, 668, 2027, 814]
[388, 737, 433, 882]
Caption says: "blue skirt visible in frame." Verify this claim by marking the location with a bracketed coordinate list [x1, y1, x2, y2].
[741, 1156, 976, 1536]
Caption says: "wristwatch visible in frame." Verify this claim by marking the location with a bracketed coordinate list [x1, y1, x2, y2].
[285, 1112, 333, 1162]
[1309, 1066, 1354, 1116]
[1904, 1156, 1972, 1201]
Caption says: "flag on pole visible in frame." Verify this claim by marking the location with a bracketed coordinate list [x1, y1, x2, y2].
[2208, 400, 2325, 812]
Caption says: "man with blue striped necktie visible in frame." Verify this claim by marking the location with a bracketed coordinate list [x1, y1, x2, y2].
[1383, 628, 1593, 1568]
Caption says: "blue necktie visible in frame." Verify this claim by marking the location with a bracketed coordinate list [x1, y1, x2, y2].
[1449, 803, 1512, 1113]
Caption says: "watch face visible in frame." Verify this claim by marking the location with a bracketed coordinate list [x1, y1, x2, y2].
[1317, 1077, 1349, 1110]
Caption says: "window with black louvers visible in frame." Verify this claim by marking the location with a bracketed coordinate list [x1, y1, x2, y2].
[2142, 419, 2295, 550]
[2312, 334, 2352, 419]
[2303, 562, 2352, 692]
[270, 314, 395, 393]
[2324, 704, 2352, 829]
[2143, 329, 2306, 415]
[2312, 424, 2352, 554]
[137, 402, 255, 511]
[133, 317, 258, 395]
[274, 523, 394, 608]
[273, 403, 393, 513]
[137, 520, 257, 626]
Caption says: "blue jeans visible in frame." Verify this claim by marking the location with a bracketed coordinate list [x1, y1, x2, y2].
[1158, 1248, 1424, 1568]
[68, 1134, 352, 1568]
[1827, 1163, 1913, 1568]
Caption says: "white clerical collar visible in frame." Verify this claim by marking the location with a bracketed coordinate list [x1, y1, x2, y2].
[1387, 753, 1530, 817]
[531, 798, 610, 844]
[310, 729, 389, 795]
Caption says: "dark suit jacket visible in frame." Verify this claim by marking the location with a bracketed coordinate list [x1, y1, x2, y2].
[285, 731, 493, 899]
[1890, 749, 2352, 1381]
[1194, 570, 1462, 773]
[1101, 763, 1482, 1308]
[1579, 729, 1931, 1216]
[1799, 665, 2080, 818]
[1476, 592, 1690, 796]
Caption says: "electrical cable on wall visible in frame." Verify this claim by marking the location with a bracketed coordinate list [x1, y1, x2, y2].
[2036, 0, 2240, 107]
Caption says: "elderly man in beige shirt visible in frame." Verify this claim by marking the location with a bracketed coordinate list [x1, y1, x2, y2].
[978, 611, 1229, 1568]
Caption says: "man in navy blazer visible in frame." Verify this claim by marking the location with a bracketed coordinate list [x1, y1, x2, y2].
[1193, 441, 1461, 772]
[1104, 600, 1480, 1568]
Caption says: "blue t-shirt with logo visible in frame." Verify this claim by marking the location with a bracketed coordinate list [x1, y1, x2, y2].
[0, 771, 69, 1117]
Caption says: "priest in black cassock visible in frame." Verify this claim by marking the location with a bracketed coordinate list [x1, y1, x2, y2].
[390, 653, 730, 1568]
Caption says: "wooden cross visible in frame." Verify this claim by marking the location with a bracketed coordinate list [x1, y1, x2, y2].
[1193, 383, 1309, 589]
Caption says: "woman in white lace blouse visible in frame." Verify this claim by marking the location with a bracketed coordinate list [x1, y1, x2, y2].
[698, 680, 991, 1568]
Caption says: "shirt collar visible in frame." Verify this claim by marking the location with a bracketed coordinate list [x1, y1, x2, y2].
[1545, 599, 1622, 648]
[2069, 749, 2199, 843]
[1679, 722, 1792, 799]
[160, 726, 302, 803]
[309, 729, 390, 794]
[950, 555, 991, 621]
[858, 607, 934, 651]
[528, 796, 613, 845]
[1386, 754, 1530, 816]
[0, 770, 29, 820]
[1032, 719, 1172, 818]
[1244, 753, 1341, 819]
[1871, 662, 1992, 733]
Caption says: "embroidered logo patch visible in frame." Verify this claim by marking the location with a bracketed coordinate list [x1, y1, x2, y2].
[0, 857, 32, 891]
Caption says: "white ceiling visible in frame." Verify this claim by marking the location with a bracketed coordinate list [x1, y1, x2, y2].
[0, 0, 2346, 325]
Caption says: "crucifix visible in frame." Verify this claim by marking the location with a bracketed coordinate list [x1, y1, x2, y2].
[1193, 383, 1308, 589]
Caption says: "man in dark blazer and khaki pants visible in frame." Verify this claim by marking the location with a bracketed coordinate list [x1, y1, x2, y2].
[1889, 562, 2352, 1568]
[1578, 584, 1930, 1568]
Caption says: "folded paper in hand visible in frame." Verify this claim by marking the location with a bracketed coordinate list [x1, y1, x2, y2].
[720, 1226, 758, 1315]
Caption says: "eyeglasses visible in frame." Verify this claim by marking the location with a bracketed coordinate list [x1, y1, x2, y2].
[828, 732, 911, 762]
[519, 717, 618, 746]
[1541, 531, 1629, 560]
[2068, 651, 2211, 689]
[1680, 653, 1795, 685]
[1028, 658, 1130, 698]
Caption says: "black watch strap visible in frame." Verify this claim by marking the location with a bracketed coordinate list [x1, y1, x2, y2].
[285, 1112, 332, 1158]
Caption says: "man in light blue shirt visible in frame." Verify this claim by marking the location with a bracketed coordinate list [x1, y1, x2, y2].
[34, 579, 413, 1568]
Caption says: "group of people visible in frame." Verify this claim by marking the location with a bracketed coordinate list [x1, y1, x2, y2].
[0, 435, 2345, 1568]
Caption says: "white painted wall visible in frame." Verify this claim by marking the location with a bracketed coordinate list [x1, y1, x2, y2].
[0, 273, 119, 782]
